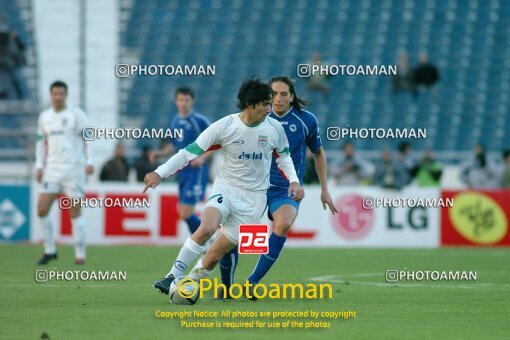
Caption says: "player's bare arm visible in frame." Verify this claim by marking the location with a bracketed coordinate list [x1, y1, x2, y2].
[149, 142, 175, 163]
[313, 147, 338, 214]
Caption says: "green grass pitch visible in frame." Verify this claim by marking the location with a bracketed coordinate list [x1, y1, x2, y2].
[0, 245, 509, 339]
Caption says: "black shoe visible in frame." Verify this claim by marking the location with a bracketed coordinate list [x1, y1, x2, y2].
[245, 281, 258, 301]
[216, 285, 233, 300]
[153, 275, 175, 295]
[37, 253, 58, 265]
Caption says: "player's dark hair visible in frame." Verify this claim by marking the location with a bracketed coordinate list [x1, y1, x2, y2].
[503, 149, 510, 159]
[269, 76, 310, 112]
[236, 78, 273, 110]
[175, 86, 195, 99]
[50, 80, 68, 93]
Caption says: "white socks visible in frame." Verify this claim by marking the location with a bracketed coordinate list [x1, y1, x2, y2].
[40, 216, 56, 254]
[167, 237, 203, 278]
[72, 215, 86, 259]
[40, 214, 86, 258]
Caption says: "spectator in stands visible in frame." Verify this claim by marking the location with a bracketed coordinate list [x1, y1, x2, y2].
[392, 52, 416, 96]
[499, 149, 510, 188]
[414, 150, 442, 187]
[0, 12, 26, 100]
[413, 53, 439, 95]
[134, 145, 157, 182]
[100, 144, 130, 182]
[460, 144, 499, 189]
[306, 52, 330, 100]
[373, 151, 407, 190]
[395, 141, 416, 185]
[330, 142, 368, 185]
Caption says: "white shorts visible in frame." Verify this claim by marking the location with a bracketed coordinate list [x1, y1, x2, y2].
[205, 180, 267, 244]
[40, 165, 86, 198]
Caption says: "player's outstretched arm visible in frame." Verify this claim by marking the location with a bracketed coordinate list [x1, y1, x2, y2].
[313, 147, 338, 214]
[142, 146, 199, 193]
[150, 143, 175, 163]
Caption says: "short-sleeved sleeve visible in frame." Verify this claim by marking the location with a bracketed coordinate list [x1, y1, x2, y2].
[305, 113, 322, 154]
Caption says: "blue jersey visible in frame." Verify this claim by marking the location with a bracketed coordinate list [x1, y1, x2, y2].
[269, 107, 322, 188]
[169, 112, 211, 175]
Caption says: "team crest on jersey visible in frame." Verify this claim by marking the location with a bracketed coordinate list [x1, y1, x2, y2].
[289, 124, 297, 133]
[258, 135, 268, 147]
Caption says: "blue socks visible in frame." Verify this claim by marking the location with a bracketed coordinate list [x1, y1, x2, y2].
[219, 247, 238, 288]
[184, 215, 201, 234]
[219, 233, 287, 287]
[248, 232, 287, 284]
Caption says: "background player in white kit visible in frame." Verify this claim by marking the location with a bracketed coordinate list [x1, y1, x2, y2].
[35, 81, 93, 265]
[144, 79, 303, 294]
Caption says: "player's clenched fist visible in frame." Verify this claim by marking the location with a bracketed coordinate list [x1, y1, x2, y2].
[143, 171, 162, 193]
[288, 181, 304, 201]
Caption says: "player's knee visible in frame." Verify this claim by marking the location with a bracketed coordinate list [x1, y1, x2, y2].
[179, 203, 195, 219]
[273, 218, 292, 236]
[206, 248, 223, 265]
[179, 207, 193, 220]
[202, 253, 220, 270]
[37, 206, 49, 218]
[193, 224, 215, 243]
[69, 207, 81, 219]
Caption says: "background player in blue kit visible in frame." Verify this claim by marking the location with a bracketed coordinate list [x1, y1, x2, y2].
[151, 87, 211, 233]
[219, 76, 338, 298]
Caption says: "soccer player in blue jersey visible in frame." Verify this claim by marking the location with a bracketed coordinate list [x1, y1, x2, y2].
[219, 76, 338, 299]
[151, 87, 211, 234]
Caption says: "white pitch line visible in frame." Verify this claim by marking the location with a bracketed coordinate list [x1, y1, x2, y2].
[309, 274, 508, 289]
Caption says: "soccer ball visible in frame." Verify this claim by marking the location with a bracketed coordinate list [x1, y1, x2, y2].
[169, 276, 200, 305]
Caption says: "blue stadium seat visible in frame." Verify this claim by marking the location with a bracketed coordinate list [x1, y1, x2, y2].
[120, 0, 510, 152]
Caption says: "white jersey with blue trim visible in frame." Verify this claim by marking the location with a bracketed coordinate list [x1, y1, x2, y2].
[155, 113, 299, 192]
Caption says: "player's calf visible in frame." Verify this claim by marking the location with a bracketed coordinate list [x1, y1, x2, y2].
[219, 247, 238, 290]
[201, 233, 236, 270]
[191, 220, 219, 245]
[247, 232, 287, 284]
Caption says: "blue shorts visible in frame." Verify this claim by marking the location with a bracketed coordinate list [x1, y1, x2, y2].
[177, 166, 208, 205]
[266, 185, 300, 221]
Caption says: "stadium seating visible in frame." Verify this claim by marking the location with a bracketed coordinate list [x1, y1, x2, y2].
[1, 0, 508, 159]
[0, 0, 36, 159]
[120, 0, 510, 153]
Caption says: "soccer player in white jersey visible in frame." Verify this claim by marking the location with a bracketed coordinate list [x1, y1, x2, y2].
[144, 79, 303, 295]
[35, 81, 93, 265]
